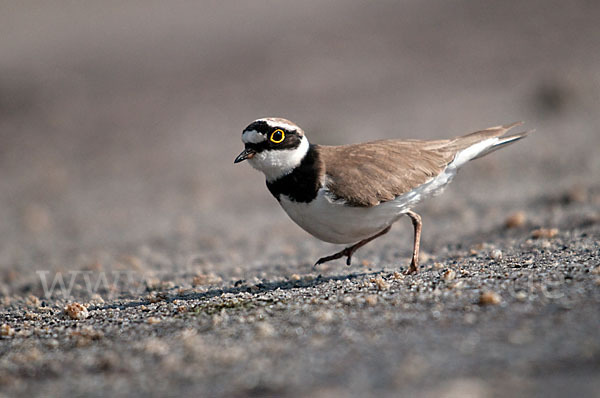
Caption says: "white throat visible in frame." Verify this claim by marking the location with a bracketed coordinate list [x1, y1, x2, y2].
[248, 136, 310, 182]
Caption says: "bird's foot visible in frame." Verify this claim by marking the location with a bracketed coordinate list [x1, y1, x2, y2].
[313, 247, 354, 269]
[403, 261, 418, 275]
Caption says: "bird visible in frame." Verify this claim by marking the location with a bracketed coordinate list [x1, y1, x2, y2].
[234, 117, 530, 274]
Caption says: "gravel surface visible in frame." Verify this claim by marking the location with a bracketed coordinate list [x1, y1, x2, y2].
[1, 1, 599, 397]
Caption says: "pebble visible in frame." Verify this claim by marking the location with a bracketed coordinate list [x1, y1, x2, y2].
[490, 249, 503, 261]
[392, 271, 404, 280]
[442, 269, 456, 281]
[479, 291, 501, 305]
[514, 291, 528, 301]
[505, 211, 526, 228]
[365, 295, 378, 306]
[64, 303, 89, 320]
[26, 295, 41, 307]
[25, 312, 40, 320]
[0, 324, 15, 337]
[192, 273, 222, 286]
[531, 228, 559, 239]
[449, 281, 464, 290]
[370, 276, 390, 291]
[46, 339, 59, 349]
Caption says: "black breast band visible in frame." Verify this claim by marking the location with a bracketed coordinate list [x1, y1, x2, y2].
[266, 145, 322, 203]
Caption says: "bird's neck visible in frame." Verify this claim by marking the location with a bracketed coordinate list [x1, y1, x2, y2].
[266, 144, 323, 203]
[249, 135, 310, 181]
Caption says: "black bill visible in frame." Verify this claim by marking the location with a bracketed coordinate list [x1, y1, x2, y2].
[234, 148, 256, 163]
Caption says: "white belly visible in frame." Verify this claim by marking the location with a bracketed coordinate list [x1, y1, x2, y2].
[278, 165, 458, 244]
[279, 192, 404, 244]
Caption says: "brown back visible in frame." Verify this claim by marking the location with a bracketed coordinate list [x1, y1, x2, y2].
[318, 122, 525, 207]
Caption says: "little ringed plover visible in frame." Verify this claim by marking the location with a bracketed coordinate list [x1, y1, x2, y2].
[235, 118, 530, 274]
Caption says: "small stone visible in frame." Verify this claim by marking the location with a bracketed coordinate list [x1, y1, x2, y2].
[433, 262, 445, 270]
[64, 303, 89, 320]
[26, 295, 41, 307]
[365, 295, 378, 306]
[145, 277, 161, 290]
[192, 273, 222, 286]
[450, 281, 464, 290]
[290, 274, 301, 281]
[361, 259, 372, 267]
[191, 276, 204, 286]
[146, 293, 164, 303]
[514, 291, 528, 301]
[479, 291, 501, 305]
[531, 228, 558, 239]
[590, 266, 600, 275]
[16, 329, 33, 337]
[505, 211, 526, 228]
[540, 240, 552, 249]
[89, 294, 104, 304]
[0, 324, 15, 337]
[490, 249, 503, 261]
[370, 276, 390, 291]
[160, 281, 175, 290]
[24, 312, 40, 320]
[147, 317, 161, 324]
[392, 271, 404, 280]
[442, 269, 456, 281]
[47, 339, 59, 348]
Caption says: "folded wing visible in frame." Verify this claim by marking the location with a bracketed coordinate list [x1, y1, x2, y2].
[319, 122, 528, 207]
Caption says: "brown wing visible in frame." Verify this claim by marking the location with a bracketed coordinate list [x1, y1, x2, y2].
[319, 122, 527, 207]
[318, 139, 455, 207]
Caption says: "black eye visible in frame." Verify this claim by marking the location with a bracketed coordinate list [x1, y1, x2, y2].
[270, 129, 285, 143]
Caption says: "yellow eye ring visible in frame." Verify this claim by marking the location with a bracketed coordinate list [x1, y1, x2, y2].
[270, 129, 285, 143]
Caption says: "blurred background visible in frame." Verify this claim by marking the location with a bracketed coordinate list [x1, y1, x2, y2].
[1, 0, 599, 293]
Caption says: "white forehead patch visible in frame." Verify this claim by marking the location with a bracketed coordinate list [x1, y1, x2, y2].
[248, 135, 310, 182]
[242, 129, 267, 144]
[261, 118, 299, 133]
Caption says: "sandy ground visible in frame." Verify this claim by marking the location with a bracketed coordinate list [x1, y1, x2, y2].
[1, 1, 599, 397]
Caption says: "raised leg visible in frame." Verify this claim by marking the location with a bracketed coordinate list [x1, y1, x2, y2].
[405, 210, 422, 274]
[314, 226, 392, 268]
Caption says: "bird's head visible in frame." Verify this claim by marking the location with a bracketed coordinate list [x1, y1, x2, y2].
[234, 118, 310, 181]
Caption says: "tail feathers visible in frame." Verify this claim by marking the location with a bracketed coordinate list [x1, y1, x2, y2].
[470, 130, 532, 161]
[448, 122, 532, 167]
[447, 121, 523, 151]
